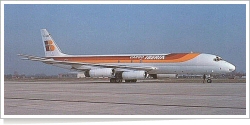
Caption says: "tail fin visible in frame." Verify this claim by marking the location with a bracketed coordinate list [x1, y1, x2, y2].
[41, 29, 66, 57]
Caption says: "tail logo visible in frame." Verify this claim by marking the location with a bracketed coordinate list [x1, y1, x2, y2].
[44, 40, 55, 51]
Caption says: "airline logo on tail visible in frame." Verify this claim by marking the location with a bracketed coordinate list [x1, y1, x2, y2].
[44, 40, 55, 51]
[41, 29, 67, 57]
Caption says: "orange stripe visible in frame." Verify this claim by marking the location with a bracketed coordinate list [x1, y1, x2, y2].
[51, 53, 200, 63]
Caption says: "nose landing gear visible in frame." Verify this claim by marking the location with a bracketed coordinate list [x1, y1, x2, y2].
[207, 77, 212, 83]
[203, 74, 212, 83]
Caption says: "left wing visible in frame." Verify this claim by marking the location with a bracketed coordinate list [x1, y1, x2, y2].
[18, 54, 156, 71]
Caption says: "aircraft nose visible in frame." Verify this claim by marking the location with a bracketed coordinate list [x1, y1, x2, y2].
[228, 63, 236, 72]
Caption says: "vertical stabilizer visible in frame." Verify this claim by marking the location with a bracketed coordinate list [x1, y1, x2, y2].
[41, 29, 66, 57]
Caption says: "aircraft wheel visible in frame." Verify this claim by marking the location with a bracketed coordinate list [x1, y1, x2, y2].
[115, 79, 119, 83]
[125, 80, 130, 83]
[115, 79, 122, 83]
[111, 78, 123, 83]
[132, 79, 137, 82]
[125, 80, 137, 83]
[110, 78, 116, 83]
[207, 79, 212, 83]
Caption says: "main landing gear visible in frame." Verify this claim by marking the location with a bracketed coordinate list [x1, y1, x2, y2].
[125, 79, 137, 83]
[110, 78, 122, 83]
[110, 78, 137, 83]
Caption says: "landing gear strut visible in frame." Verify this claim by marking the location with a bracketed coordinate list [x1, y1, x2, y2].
[110, 78, 122, 83]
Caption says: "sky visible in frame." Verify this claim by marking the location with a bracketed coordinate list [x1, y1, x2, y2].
[3, 3, 247, 75]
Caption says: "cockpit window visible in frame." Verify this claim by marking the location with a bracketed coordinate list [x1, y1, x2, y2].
[214, 56, 223, 61]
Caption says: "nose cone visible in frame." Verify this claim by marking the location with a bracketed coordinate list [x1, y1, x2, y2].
[228, 63, 236, 72]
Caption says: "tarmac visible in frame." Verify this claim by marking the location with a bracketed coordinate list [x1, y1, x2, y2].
[4, 80, 246, 116]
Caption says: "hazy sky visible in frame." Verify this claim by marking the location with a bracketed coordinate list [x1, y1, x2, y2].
[4, 4, 246, 75]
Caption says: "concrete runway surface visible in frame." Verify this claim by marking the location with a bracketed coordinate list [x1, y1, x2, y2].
[4, 80, 246, 116]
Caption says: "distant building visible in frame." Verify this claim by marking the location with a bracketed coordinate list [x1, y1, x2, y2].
[178, 74, 203, 79]
[76, 73, 85, 78]
[58, 72, 85, 78]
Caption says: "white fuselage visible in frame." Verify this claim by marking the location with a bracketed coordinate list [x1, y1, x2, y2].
[51, 53, 235, 75]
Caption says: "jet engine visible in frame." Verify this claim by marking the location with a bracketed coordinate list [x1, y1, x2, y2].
[85, 68, 114, 78]
[122, 71, 148, 80]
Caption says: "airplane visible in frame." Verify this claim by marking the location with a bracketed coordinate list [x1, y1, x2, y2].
[18, 29, 236, 83]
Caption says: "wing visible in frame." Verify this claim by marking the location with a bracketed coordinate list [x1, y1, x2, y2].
[18, 54, 156, 71]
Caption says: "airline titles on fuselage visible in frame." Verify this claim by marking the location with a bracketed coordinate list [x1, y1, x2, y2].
[130, 55, 165, 60]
